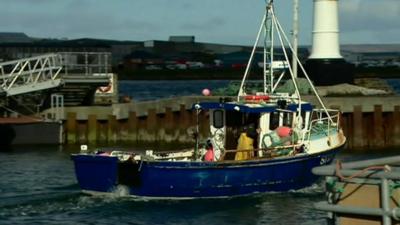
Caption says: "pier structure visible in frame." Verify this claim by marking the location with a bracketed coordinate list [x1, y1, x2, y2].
[0, 52, 113, 108]
[56, 95, 400, 150]
[0, 52, 115, 145]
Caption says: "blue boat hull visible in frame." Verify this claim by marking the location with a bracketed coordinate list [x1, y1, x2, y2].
[71, 147, 341, 198]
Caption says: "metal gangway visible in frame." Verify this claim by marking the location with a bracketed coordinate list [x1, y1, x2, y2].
[0, 52, 111, 97]
[313, 156, 400, 225]
[0, 53, 63, 96]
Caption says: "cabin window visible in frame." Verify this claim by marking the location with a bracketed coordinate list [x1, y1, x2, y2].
[270, 112, 279, 130]
[300, 111, 307, 129]
[283, 112, 293, 127]
[213, 110, 224, 129]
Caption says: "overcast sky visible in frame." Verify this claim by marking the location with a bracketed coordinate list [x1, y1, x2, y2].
[1, 0, 399, 45]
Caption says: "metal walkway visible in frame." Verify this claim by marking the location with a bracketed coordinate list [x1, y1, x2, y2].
[0, 52, 111, 97]
[0, 53, 63, 96]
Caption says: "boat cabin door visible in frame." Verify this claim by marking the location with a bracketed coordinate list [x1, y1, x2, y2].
[209, 109, 226, 158]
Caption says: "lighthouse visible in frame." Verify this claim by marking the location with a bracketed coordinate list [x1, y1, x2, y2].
[305, 0, 354, 85]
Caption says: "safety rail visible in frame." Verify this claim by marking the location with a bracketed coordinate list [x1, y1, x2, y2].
[312, 156, 400, 225]
[0, 52, 111, 97]
[0, 53, 63, 96]
[302, 109, 340, 143]
[221, 143, 304, 160]
[60, 52, 111, 76]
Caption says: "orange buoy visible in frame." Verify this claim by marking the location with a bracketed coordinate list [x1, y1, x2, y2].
[276, 126, 292, 137]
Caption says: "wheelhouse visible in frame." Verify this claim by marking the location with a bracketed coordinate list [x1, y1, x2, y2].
[194, 99, 315, 159]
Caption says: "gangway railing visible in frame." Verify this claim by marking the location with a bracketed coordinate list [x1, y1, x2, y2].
[0, 52, 112, 97]
[0, 53, 63, 96]
[313, 156, 400, 225]
[59, 52, 111, 76]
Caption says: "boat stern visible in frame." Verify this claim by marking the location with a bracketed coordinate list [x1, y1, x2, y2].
[71, 154, 119, 193]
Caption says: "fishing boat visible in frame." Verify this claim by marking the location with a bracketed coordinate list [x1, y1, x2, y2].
[71, 1, 346, 199]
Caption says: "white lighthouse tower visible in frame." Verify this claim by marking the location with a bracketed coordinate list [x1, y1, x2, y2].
[306, 0, 354, 85]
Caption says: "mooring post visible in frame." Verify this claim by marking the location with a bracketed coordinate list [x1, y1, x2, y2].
[66, 112, 77, 144]
[394, 106, 400, 147]
[373, 105, 384, 148]
[77, 121, 87, 144]
[165, 107, 174, 133]
[128, 111, 138, 143]
[352, 105, 364, 149]
[107, 115, 117, 143]
[88, 114, 97, 144]
[179, 104, 190, 130]
[147, 108, 157, 142]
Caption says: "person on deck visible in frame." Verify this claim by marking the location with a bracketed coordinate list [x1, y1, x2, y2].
[235, 125, 258, 160]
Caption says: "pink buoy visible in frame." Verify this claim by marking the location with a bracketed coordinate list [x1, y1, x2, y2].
[202, 88, 211, 96]
[276, 126, 292, 137]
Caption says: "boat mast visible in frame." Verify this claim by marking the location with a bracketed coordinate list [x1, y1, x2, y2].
[292, 0, 299, 78]
[267, 3, 274, 94]
[237, 13, 267, 100]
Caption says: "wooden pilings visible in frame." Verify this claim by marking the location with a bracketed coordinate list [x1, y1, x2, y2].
[66, 112, 77, 144]
[394, 106, 400, 147]
[340, 104, 400, 150]
[64, 99, 400, 150]
[65, 104, 209, 148]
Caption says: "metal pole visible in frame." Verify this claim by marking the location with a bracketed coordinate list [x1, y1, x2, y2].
[313, 156, 400, 175]
[85, 52, 88, 75]
[314, 202, 400, 218]
[51, 94, 54, 120]
[292, 0, 299, 78]
[237, 13, 267, 100]
[381, 178, 392, 225]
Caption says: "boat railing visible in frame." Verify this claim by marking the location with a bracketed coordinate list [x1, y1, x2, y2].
[312, 156, 400, 225]
[302, 109, 341, 143]
[220, 143, 304, 160]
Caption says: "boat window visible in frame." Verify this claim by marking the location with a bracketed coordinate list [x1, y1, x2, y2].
[283, 112, 293, 127]
[213, 110, 224, 129]
[270, 112, 279, 130]
[300, 111, 307, 129]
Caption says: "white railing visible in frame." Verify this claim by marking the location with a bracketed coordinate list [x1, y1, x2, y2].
[303, 109, 341, 143]
[60, 52, 111, 76]
[0, 52, 112, 97]
[0, 53, 63, 96]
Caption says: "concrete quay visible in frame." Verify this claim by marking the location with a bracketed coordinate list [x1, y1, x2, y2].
[55, 95, 400, 150]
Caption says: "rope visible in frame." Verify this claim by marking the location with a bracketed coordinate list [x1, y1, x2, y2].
[335, 160, 391, 181]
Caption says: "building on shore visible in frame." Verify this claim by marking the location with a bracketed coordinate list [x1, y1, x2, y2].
[0, 33, 398, 75]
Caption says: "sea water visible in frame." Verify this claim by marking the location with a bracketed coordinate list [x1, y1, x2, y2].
[1, 79, 400, 224]
[1, 145, 400, 225]
[118, 80, 230, 101]
[118, 79, 400, 101]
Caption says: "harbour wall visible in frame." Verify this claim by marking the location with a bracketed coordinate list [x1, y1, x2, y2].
[57, 96, 400, 150]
